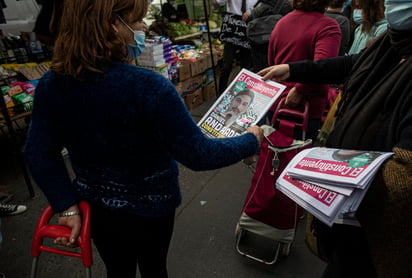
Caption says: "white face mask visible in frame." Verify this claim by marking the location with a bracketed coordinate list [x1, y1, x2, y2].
[385, 0, 412, 31]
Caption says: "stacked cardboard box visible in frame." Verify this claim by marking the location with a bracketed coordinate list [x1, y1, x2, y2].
[202, 80, 216, 101]
[175, 49, 220, 110]
[177, 61, 191, 82]
[176, 49, 219, 82]
[184, 87, 204, 111]
[175, 73, 206, 96]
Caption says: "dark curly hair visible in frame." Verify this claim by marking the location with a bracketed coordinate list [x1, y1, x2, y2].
[293, 0, 330, 12]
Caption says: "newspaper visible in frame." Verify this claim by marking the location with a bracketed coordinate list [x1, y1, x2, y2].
[277, 172, 347, 227]
[197, 68, 286, 138]
[285, 147, 393, 189]
[276, 147, 393, 226]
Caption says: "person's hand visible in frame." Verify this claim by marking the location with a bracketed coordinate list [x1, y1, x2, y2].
[54, 204, 82, 248]
[243, 125, 264, 165]
[257, 64, 290, 82]
[285, 87, 303, 108]
[246, 125, 264, 146]
[242, 11, 250, 21]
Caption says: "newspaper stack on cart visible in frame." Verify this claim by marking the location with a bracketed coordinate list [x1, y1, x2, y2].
[276, 147, 393, 226]
[197, 68, 286, 138]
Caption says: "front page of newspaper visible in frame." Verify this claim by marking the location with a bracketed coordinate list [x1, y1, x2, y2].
[197, 68, 286, 138]
[286, 147, 394, 188]
[278, 147, 393, 226]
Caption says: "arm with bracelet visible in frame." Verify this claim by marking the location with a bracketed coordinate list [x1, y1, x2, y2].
[55, 203, 82, 248]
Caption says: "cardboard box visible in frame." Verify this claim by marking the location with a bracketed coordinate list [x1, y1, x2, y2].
[198, 56, 209, 75]
[202, 81, 216, 101]
[203, 52, 212, 69]
[190, 56, 208, 77]
[189, 58, 201, 77]
[177, 61, 191, 82]
[175, 74, 206, 96]
[202, 50, 220, 69]
[184, 87, 203, 110]
[213, 51, 219, 67]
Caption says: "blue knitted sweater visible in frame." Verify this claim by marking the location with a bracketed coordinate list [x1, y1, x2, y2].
[24, 61, 259, 217]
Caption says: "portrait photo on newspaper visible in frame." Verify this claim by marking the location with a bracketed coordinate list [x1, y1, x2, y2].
[198, 68, 286, 138]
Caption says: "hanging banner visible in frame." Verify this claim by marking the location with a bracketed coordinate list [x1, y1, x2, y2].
[219, 13, 251, 49]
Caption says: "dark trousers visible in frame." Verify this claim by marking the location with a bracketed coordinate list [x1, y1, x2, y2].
[312, 218, 377, 278]
[250, 42, 270, 73]
[218, 42, 252, 94]
[90, 204, 175, 278]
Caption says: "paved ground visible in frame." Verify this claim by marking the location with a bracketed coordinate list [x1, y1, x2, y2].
[0, 98, 326, 277]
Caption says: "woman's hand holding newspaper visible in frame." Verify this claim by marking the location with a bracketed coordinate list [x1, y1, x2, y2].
[258, 64, 290, 82]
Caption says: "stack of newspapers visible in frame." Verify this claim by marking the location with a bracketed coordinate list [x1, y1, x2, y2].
[276, 147, 393, 226]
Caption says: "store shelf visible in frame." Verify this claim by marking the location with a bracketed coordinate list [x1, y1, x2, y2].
[0, 76, 35, 198]
[174, 27, 221, 42]
[205, 28, 221, 33]
[0, 111, 32, 126]
[174, 31, 203, 42]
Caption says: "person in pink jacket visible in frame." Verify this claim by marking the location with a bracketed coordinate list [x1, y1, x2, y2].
[266, 0, 341, 140]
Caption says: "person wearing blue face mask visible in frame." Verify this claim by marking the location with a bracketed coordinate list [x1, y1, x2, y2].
[352, 7, 363, 25]
[24, 0, 264, 277]
[258, 0, 412, 276]
[385, 0, 412, 30]
[117, 16, 146, 59]
[348, 0, 387, 54]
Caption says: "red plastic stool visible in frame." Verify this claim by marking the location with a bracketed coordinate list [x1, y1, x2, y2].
[30, 201, 92, 278]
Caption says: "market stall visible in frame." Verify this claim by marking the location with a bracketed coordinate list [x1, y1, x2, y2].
[145, 0, 224, 109]
[0, 63, 41, 198]
[0, 0, 225, 198]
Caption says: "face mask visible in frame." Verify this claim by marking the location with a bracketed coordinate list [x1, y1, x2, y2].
[127, 31, 146, 59]
[385, 0, 412, 31]
[352, 9, 363, 25]
[118, 16, 146, 58]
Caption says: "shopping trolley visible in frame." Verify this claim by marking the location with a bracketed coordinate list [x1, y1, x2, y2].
[271, 95, 310, 140]
[30, 201, 92, 278]
[236, 96, 312, 264]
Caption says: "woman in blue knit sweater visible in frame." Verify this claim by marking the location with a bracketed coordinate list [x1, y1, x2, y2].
[24, 0, 263, 277]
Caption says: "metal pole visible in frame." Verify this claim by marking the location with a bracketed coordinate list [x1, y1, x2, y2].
[0, 78, 36, 198]
[202, 0, 219, 97]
